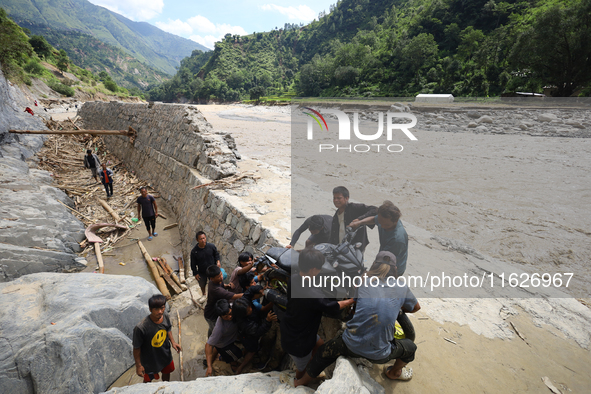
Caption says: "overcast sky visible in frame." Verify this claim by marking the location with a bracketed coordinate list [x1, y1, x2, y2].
[87, 0, 336, 49]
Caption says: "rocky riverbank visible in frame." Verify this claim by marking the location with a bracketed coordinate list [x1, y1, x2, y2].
[0, 69, 87, 281]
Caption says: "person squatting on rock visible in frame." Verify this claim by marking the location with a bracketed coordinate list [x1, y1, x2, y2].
[133, 294, 181, 383]
[190, 231, 221, 296]
[99, 163, 114, 198]
[281, 248, 355, 383]
[232, 296, 278, 374]
[83, 149, 101, 182]
[295, 251, 420, 387]
[137, 186, 158, 240]
[349, 200, 409, 275]
[287, 214, 332, 249]
[203, 265, 243, 337]
[229, 252, 255, 293]
[329, 186, 377, 251]
[205, 299, 242, 377]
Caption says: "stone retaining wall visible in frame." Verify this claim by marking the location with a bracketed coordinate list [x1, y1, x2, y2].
[78, 101, 281, 276]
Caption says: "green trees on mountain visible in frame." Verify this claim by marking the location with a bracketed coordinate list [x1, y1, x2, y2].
[0, 7, 33, 83]
[147, 0, 591, 101]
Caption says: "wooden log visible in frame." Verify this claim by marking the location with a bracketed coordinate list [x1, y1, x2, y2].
[163, 223, 178, 230]
[98, 199, 121, 222]
[177, 310, 184, 382]
[160, 258, 187, 291]
[57, 199, 93, 221]
[137, 241, 170, 299]
[94, 242, 104, 274]
[157, 213, 167, 219]
[156, 261, 182, 295]
[177, 256, 186, 284]
[9, 129, 134, 136]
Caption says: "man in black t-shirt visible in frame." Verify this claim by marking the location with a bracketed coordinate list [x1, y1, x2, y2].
[133, 295, 181, 383]
[137, 186, 158, 241]
[280, 248, 355, 383]
[190, 231, 221, 296]
[204, 265, 243, 337]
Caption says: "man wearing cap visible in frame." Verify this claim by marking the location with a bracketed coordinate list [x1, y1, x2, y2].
[349, 200, 408, 275]
[287, 214, 332, 249]
[295, 251, 420, 387]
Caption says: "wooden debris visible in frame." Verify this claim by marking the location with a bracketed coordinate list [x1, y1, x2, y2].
[163, 223, 178, 230]
[159, 257, 187, 291]
[85, 223, 127, 243]
[541, 377, 563, 394]
[9, 127, 136, 137]
[98, 198, 121, 222]
[155, 258, 182, 295]
[177, 310, 184, 382]
[509, 321, 529, 345]
[177, 256, 186, 284]
[443, 337, 457, 345]
[157, 213, 167, 219]
[138, 241, 170, 299]
[191, 171, 260, 191]
[36, 120, 153, 252]
[94, 243, 104, 274]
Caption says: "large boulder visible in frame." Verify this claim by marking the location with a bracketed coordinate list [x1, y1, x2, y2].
[0, 273, 159, 394]
[101, 357, 385, 394]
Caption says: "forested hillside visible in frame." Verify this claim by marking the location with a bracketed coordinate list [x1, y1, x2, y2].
[148, 0, 591, 101]
[0, 0, 206, 75]
[22, 24, 169, 90]
[1, 8, 141, 98]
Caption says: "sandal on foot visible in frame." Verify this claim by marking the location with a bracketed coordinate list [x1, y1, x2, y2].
[148, 236, 153, 241]
[384, 366, 413, 381]
[153, 232, 158, 237]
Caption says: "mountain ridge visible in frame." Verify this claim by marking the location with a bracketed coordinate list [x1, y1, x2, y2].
[0, 0, 208, 75]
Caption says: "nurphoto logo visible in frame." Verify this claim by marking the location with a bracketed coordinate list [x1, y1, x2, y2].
[302, 107, 418, 153]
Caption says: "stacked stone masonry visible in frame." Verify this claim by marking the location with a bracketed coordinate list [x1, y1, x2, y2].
[78, 101, 281, 276]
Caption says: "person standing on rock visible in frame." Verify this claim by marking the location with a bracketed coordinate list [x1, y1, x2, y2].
[329, 186, 377, 251]
[83, 149, 101, 182]
[295, 251, 420, 387]
[205, 299, 242, 376]
[133, 294, 181, 383]
[349, 200, 408, 276]
[190, 231, 221, 296]
[137, 186, 158, 241]
[99, 163, 114, 198]
[281, 248, 355, 384]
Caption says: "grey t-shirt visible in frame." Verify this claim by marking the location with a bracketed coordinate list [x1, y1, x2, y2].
[207, 316, 238, 349]
[132, 313, 172, 373]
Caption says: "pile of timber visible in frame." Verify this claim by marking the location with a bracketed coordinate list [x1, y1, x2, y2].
[35, 117, 154, 256]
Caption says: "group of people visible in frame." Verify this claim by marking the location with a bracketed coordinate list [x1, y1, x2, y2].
[84, 150, 160, 241]
[131, 185, 418, 386]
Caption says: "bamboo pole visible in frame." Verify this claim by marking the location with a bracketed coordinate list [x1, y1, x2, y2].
[94, 243, 104, 274]
[98, 198, 121, 222]
[177, 310, 184, 382]
[137, 241, 170, 299]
